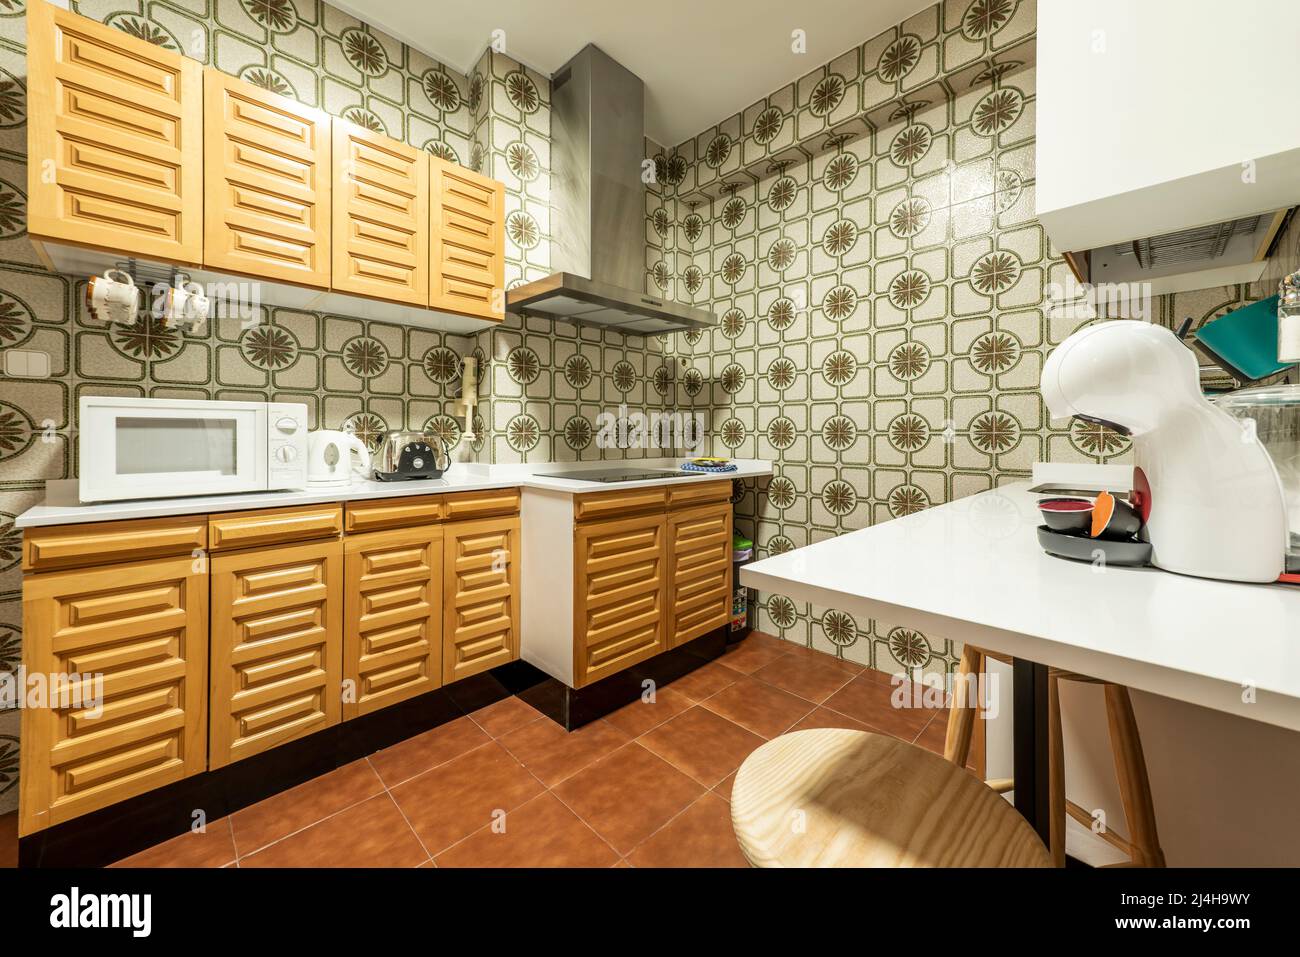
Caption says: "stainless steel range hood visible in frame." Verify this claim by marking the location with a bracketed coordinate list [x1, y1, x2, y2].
[506, 45, 716, 334]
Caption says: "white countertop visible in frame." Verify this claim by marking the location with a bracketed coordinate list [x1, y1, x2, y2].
[742, 483, 1300, 733]
[15, 458, 773, 528]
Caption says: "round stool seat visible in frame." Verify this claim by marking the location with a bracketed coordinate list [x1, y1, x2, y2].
[731, 729, 1052, 867]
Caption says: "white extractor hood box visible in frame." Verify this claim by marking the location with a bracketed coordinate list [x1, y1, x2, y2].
[1036, 0, 1300, 255]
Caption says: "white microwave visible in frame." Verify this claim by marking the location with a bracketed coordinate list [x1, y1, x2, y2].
[78, 396, 309, 503]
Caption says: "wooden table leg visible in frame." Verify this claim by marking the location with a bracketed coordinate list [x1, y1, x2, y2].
[1013, 658, 1051, 846]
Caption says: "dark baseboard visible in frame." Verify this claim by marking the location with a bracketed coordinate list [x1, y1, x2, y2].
[19, 664, 527, 869]
[517, 627, 727, 731]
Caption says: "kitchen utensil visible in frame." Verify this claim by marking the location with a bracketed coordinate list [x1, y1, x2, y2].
[1037, 497, 1094, 534]
[1042, 320, 1287, 582]
[307, 429, 371, 488]
[1089, 490, 1143, 540]
[373, 430, 450, 481]
[1037, 525, 1152, 567]
[86, 269, 140, 325]
[1192, 295, 1290, 383]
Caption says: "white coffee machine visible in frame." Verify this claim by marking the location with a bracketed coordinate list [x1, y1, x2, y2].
[1041, 320, 1288, 583]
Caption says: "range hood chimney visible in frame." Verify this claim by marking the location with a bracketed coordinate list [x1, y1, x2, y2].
[506, 45, 716, 334]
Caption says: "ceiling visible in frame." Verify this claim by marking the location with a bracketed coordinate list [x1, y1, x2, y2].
[332, 0, 935, 146]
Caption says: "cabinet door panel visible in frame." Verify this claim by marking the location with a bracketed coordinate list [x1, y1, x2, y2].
[344, 526, 442, 718]
[332, 123, 429, 305]
[429, 157, 504, 321]
[204, 70, 331, 287]
[667, 503, 732, 648]
[573, 513, 666, 687]
[210, 540, 342, 768]
[25, 4, 202, 263]
[443, 517, 519, 684]
[19, 558, 207, 835]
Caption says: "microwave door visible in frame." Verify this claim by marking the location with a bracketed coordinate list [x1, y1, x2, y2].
[81, 405, 267, 501]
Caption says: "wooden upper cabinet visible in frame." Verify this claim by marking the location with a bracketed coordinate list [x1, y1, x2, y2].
[20, 557, 207, 836]
[332, 122, 429, 305]
[203, 69, 331, 287]
[429, 157, 505, 321]
[25, 4, 202, 264]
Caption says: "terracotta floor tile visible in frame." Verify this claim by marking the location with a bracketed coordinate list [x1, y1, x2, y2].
[390, 741, 544, 855]
[603, 686, 693, 738]
[720, 637, 793, 675]
[787, 705, 882, 735]
[713, 772, 736, 802]
[667, 659, 745, 702]
[231, 758, 384, 857]
[821, 675, 935, 740]
[240, 794, 426, 868]
[627, 794, 748, 868]
[369, 715, 492, 786]
[497, 717, 629, 786]
[637, 706, 765, 787]
[752, 653, 856, 703]
[915, 712, 982, 772]
[435, 792, 618, 868]
[552, 743, 703, 855]
[0, 813, 15, 869]
[111, 818, 235, 868]
[777, 643, 865, 675]
[699, 675, 816, 738]
[468, 696, 544, 738]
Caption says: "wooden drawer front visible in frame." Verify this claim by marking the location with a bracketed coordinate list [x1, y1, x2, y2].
[344, 495, 443, 534]
[573, 486, 668, 522]
[332, 122, 429, 306]
[344, 527, 442, 718]
[25, 4, 202, 264]
[210, 540, 342, 768]
[209, 504, 343, 551]
[667, 504, 733, 648]
[443, 487, 520, 521]
[23, 515, 207, 572]
[430, 157, 504, 321]
[668, 479, 732, 509]
[574, 514, 666, 688]
[204, 70, 331, 287]
[443, 517, 519, 684]
[19, 557, 207, 835]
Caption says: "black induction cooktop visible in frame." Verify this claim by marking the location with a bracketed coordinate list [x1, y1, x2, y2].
[545, 468, 695, 483]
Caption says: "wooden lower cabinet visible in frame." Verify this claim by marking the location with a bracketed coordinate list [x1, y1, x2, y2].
[209, 539, 342, 768]
[343, 525, 443, 718]
[19, 557, 208, 836]
[573, 512, 667, 688]
[666, 502, 733, 648]
[443, 516, 519, 684]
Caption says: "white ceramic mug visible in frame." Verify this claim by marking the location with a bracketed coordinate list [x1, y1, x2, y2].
[160, 276, 210, 329]
[86, 269, 140, 325]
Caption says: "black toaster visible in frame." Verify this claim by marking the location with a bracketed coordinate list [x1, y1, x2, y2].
[373, 430, 450, 481]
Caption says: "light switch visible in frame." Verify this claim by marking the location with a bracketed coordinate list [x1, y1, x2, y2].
[3, 349, 52, 378]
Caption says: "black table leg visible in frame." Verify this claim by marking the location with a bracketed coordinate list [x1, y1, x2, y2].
[1012, 657, 1051, 845]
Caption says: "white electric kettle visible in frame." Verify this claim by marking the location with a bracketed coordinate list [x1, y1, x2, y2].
[307, 430, 371, 489]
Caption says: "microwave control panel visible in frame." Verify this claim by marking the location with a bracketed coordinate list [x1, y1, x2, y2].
[267, 402, 309, 490]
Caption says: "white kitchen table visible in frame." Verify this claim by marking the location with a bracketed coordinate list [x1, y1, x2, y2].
[741, 482, 1300, 841]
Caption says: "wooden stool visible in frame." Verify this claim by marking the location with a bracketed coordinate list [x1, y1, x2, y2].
[944, 646, 1166, 868]
[730, 728, 1052, 867]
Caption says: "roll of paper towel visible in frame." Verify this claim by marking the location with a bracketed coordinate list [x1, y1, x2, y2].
[1280, 311, 1300, 363]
